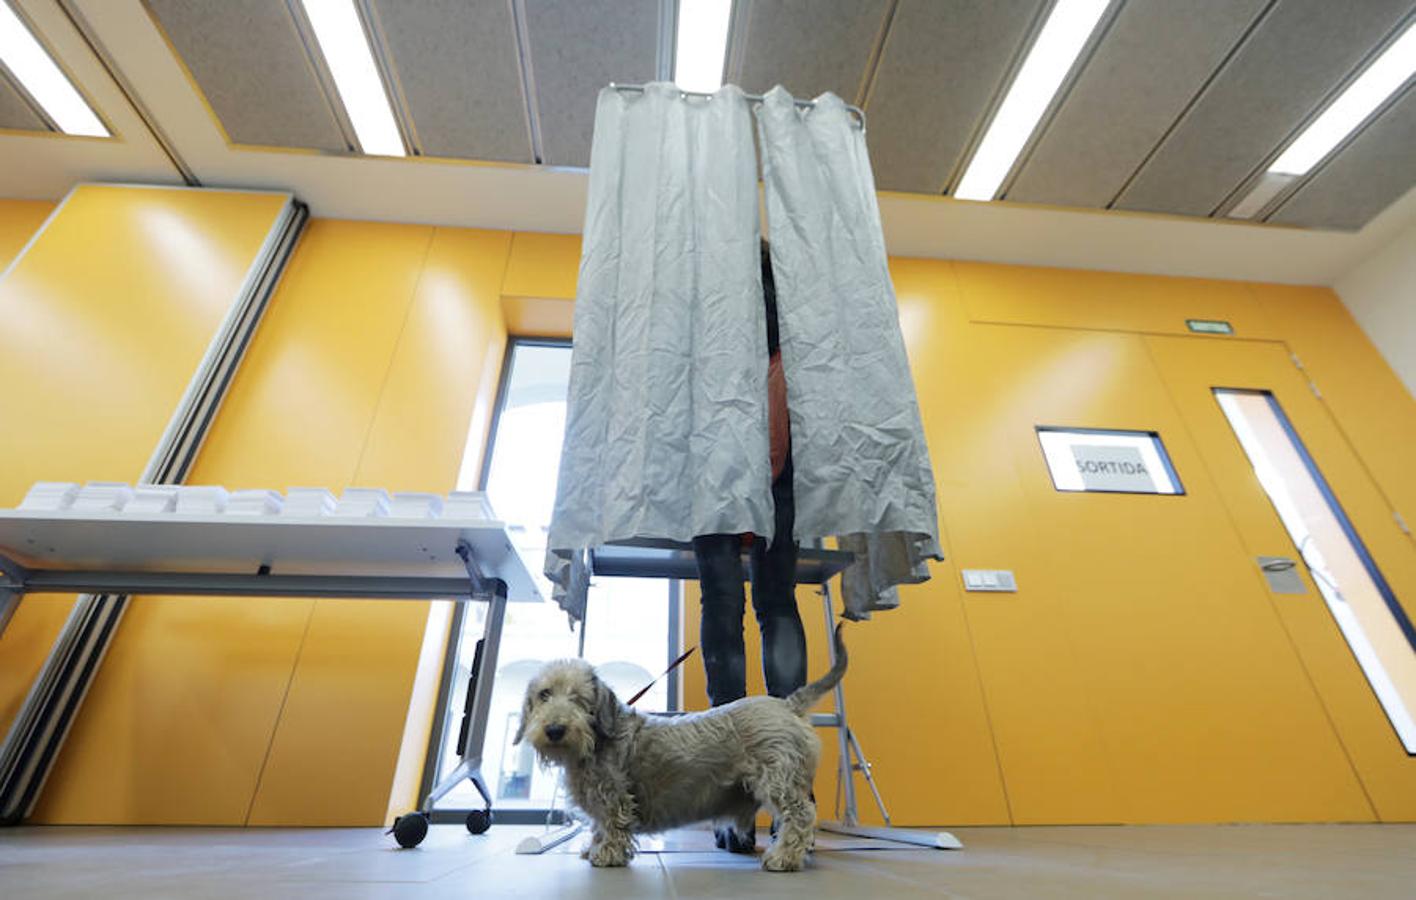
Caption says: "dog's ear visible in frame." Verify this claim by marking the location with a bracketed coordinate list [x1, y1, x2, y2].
[512, 687, 533, 745]
[590, 674, 621, 743]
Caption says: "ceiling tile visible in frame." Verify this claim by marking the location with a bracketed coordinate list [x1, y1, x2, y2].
[1113, 0, 1415, 217]
[147, 0, 348, 152]
[864, 0, 1046, 194]
[0, 70, 48, 132]
[1007, 0, 1268, 208]
[732, 0, 890, 102]
[370, 0, 531, 162]
[523, 0, 659, 167]
[1268, 87, 1416, 230]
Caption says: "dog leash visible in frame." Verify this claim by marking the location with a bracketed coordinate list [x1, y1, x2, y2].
[626, 646, 696, 706]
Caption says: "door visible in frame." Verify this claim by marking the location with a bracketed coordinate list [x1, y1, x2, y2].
[956, 324, 1370, 824]
[1148, 335, 1416, 821]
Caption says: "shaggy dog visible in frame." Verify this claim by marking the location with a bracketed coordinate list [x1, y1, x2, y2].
[515, 625, 848, 871]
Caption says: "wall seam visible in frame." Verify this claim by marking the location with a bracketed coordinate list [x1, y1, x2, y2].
[243, 225, 437, 822]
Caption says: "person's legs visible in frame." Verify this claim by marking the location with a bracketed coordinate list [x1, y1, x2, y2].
[695, 533, 758, 853]
[692, 534, 748, 707]
[749, 458, 807, 698]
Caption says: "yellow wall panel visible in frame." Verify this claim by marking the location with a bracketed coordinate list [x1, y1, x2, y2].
[0, 185, 290, 766]
[354, 228, 512, 495]
[678, 255, 1407, 826]
[987, 326, 1368, 823]
[189, 220, 438, 489]
[955, 261, 1278, 338]
[0, 198, 54, 270]
[31, 218, 439, 824]
[501, 232, 581, 300]
[503, 295, 574, 338]
[1252, 284, 1416, 533]
[248, 227, 513, 826]
[1147, 335, 1415, 820]
[893, 259, 1119, 825]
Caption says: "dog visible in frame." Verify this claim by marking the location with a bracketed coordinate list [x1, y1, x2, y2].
[514, 624, 848, 871]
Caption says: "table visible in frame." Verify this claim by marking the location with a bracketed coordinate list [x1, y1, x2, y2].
[0, 509, 537, 844]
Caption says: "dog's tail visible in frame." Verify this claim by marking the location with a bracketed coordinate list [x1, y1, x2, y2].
[786, 624, 848, 717]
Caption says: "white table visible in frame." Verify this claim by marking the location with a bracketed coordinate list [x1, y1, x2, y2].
[0, 510, 538, 846]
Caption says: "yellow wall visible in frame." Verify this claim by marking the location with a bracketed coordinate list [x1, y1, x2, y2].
[677, 260, 1415, 826]
[13, 200, 1414, 827]
[30, 219, 511, 825]
[0, 199, 53, 270]
[507, 237, 1413, 825]
[0, 185, 291, 745]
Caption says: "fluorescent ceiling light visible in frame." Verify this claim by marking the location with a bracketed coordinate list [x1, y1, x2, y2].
[300, 0, 404, 157]
[1226, 172, 1295, 220]
[674, 0, 732, 93]
[1269, 22, 1416, 176]
[0, 0, 107, 136]
[954, 0, 1109, 201]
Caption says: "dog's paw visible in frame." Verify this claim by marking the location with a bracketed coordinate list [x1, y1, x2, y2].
[761, 848, 805, 872]
[587, 842, 632, 867]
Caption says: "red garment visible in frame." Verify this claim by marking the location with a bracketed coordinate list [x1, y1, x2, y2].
[768, 351, 789, 481]
[742, 352, 790, 550]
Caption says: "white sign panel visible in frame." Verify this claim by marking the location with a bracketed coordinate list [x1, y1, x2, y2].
[1037, 428, 1183, 495]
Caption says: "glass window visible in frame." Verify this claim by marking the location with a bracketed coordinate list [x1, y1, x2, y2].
[431, 342, 677, 812]
[1216, 389, 1416, 754]
[1037, 427, 1184, 495]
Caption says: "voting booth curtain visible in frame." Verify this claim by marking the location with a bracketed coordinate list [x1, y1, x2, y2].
[545, 82, 941, 621]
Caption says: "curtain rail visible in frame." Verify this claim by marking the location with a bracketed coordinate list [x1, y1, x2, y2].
[608, 82, 867, 131]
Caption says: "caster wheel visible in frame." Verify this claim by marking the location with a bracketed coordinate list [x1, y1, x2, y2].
[465, 809, 493, 835]
[389, 812, 429, 848]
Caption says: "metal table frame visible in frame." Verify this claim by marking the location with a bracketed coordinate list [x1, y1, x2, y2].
[0, 537, 510, 846]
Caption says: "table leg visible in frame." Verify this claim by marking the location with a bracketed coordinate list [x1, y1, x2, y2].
[0, 588, 16, 638]
[0, 554, 27, 638]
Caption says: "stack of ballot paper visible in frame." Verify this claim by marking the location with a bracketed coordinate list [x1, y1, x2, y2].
[17, 482, 79, 511]
[332, 488, 391, 518]
[226, 489, 283, 516]
[281, 488, 337, 517]
[176, 486, 229, 515]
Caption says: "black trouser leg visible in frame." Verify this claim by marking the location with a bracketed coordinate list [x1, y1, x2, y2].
[750, 457, 806, 698]
[693, 533, 748, 707]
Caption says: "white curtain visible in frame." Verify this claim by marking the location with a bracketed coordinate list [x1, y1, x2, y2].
[756, 87, 942, 618]
[544, 84, 772, 618]
[545, 82, 942, 621]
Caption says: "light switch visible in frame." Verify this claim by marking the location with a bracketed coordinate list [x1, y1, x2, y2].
[962, 569, 1017, 592]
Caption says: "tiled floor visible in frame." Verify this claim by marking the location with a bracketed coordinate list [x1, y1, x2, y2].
[2, 822, 1414, 899]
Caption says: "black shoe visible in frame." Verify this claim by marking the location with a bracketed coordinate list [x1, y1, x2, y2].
[713, 825, 756, 853]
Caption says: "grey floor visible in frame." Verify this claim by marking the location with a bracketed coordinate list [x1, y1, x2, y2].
[2, 822, 1415, 899]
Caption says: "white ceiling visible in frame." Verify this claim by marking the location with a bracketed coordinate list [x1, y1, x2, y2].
[1, 0, 1413, 287]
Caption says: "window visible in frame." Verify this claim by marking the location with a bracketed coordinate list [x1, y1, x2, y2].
[426, 341, 678, 816]
[1036, 427, 1184, 495]
[1216, 389, 1416, 754]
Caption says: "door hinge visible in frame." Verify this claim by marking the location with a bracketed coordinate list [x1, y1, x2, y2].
[1396, 511, 1412, 536]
